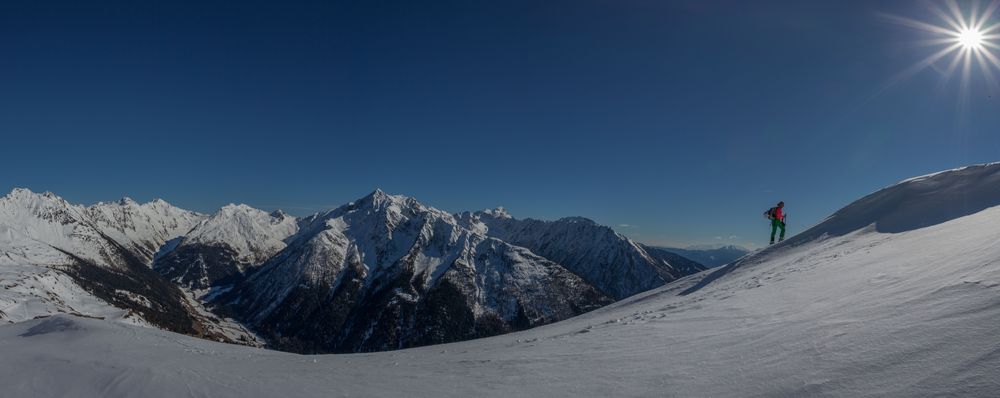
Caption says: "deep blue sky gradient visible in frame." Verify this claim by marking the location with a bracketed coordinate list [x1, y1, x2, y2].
[3, 0, 1000, 248]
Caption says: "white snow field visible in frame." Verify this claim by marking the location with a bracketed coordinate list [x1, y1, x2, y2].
[2, 163, 1000, 397]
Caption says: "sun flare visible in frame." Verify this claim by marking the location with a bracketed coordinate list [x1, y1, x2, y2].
[883, 0, 1000, 93]
[958, 27, 985, 49]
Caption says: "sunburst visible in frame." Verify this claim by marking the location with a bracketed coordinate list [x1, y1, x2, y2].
[882, 0, 1000, 94]
[958, 27, 986, 49]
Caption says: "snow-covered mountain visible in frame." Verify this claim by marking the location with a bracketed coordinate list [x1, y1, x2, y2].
[458, 208, 705, 299]
[1, 188, 142, 271]
[0, 188, 247, 342]
[85, 197, 206, 264]
[153, 204, 299, 290]
[790, 162, 1000, 241]
[2, 187, 700, 353]
[215, 190, 613, 353]
[5, 163, 1000, 397]
[653, 244, 749, 268]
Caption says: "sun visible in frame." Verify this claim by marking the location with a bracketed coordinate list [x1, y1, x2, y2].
[958, 27, 985, 49]
[881, 0, 1000, 93]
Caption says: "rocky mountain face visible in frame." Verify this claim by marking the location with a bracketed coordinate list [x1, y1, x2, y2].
[153, 204, 299, 290]
[213, 191, 613, 353]
[1, 188, 704, 353]
[458, 208, 706, 300]
[0, 189, 242, 341]
[85, 198, 206, 265]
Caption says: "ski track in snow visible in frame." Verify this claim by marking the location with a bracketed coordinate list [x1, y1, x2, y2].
[2, 200, 1000, 397]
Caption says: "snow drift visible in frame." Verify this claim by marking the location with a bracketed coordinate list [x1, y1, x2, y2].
[793, 162, 1000, 240]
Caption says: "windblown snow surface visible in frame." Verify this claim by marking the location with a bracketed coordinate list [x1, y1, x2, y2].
[3, 164, 1000, 397]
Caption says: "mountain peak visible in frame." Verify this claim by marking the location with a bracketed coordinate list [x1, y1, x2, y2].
[5, 187, 40, 202]
[118, 197, 138, 206]
[147, 198, 172, 207]
[270, 209, 289, 219]
[558, 216, 597, 225]
[357, 189, 419, 211]
[3, 187, 69, 208]
[219, 203, 258, 213]
[365, 188, 395, 202]
[8, 187, 35, 197]
[174, 202, 300, 271]
[359, 188, 395, 204]
[481, 207, 512, 219]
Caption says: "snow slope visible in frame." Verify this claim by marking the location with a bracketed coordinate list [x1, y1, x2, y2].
[86, 198, 205, 265]
[153, 204, 298, 289]
[1, 187, 690, 353]
[179, 204, 298, 264]
[0, 189, 250, 341]
[0, 263, 149, 326]
[3, 164, 999, 397]
[0, 189, 204, 271]
[0, 189, 137, 271]
[460, 209, 704, 299]
[0, 189, 174, 323]
[217, 190, 611, 353]
[790, 162, 1000, 240]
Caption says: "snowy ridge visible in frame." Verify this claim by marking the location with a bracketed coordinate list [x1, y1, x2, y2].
[0, 188, 131, 270]
[182, 204, 298, 265]
[0, 189, 155, 323]
[789, 161, 1000, 242]
[4, 162, 1000, 396]
[0, 188, 252, 342]
[217, 189, 612, 353]
[3, 187, 668, 353]
[152, 204, 299, 290]
[458, 209, 706, 299]
[86, 197, 205, 265]
[0, 189, 203, 270]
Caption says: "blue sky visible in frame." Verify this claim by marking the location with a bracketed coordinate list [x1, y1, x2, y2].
[3, 0, 1000, 248]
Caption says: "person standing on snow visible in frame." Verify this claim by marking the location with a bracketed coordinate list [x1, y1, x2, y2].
[765, 201, 786, 245]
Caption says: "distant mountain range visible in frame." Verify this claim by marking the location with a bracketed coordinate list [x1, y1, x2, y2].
[0, 189, 252, 342]
[652, 245, 749, 268]
[0, 188, 705, 353]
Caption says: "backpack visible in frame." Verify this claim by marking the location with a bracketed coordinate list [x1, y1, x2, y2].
[764, 207, 777, 220]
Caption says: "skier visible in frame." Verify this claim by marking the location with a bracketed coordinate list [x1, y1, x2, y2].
[765, 201, 786, 245]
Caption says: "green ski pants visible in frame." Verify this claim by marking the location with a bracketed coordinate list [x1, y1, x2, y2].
[770, 219, 786, 242]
